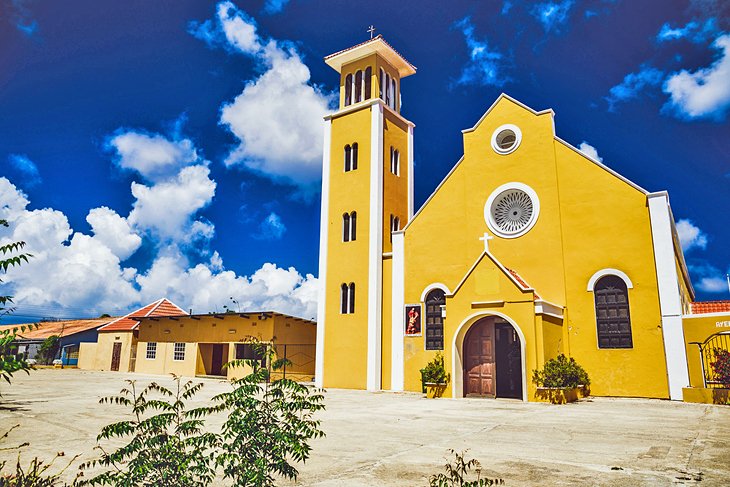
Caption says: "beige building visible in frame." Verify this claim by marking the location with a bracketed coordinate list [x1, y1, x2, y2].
[134, 312, 317, 381]
[78, 298, 186, 372]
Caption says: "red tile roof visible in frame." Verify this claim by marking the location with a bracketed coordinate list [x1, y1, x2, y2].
[691, 301, 730, 315]
[505, 268, 541, 300]
[0, 318, 112, 340]
[98, 298, 186, 332]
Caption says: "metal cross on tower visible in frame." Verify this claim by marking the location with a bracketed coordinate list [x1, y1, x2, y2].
[367, 25, 376, 39]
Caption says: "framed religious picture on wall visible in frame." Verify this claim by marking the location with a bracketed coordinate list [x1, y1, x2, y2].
[405, 304, 422, 336]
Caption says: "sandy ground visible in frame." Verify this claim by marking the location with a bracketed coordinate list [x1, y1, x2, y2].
[0, 369, 729, 486]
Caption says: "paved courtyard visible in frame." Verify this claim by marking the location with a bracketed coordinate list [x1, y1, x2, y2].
[0, 369, 728, 486]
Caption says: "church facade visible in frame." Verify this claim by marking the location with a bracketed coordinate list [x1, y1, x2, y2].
[314, 36, 729, 402]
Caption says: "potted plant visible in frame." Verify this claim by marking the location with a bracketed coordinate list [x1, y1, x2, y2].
[532, 354, 590, 404]
[421, 352, 450, 398]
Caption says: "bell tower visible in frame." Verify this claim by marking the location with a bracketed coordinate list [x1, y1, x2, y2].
[315, 36, 416, 390]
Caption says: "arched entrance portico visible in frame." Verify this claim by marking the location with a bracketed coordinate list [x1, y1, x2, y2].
[452, 312, 527, 401]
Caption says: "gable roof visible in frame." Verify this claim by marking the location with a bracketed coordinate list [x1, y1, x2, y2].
[324, 35, 416, 77]
[98, 298, 186, 332]
[451, 250, 543, 301]
[0, 318, 112, 341]
[691, 301, 730, 315]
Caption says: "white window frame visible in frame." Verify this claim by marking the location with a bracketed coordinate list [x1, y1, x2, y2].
[484, 182, 540, 239]
[490, 124, 522, 155]
[173, 342, 186, 361]
[146, 342, 157, 360]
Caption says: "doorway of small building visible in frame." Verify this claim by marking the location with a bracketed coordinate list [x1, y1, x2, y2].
[463, 317, 523, 400]
[197, 343, 229, 377]
[110, 342, 122, 371]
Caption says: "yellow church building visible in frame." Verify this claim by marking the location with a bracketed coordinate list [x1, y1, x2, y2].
[314, 35, 730, 403]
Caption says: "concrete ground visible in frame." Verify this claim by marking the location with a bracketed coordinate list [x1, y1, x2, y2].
[0, 370, 728, 486]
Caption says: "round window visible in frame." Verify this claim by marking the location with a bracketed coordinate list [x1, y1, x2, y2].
[490, 124, 522, 154]
[484, 183, 540, 238]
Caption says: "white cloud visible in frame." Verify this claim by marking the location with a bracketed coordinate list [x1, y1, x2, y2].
[606, 65, 664, 111]
[657, 18, 720, 44]
[252, 212, 286, 240]
[86, 207, 142, 261]
[8, 154, 41, 187]
[676, 219, 708, 252]
[108, 131, 201, 182]
[263, 0, 290, 14]
[136, 253, 317, 319]
[578, 142, 603, 162]
[663, 34, 730, 120]
[128, 165, 216, 242]
[697, 276, 728, 293]
[0, 177, 318, 319]
[191, 1, 335, 188]
[531, 1, 575, 33]
[453, 17, 509, 87]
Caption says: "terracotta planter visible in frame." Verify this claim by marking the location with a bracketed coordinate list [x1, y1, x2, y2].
[424, 382, 447, 398]
[535, 386, 587, 404]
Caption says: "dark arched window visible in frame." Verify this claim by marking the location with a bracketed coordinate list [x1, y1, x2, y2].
[393, 149, 400, 175]
[348, 282, 355, 313]
[364, 67, 372, 100]
[342, 213, 351, 242]
[349, 211, 356, 241]
[352, 143, 358, 170]
[354, 70, 363, 103]
[425, 289, 445, 350]
[340, 283, 348, 314]
[385, 73, 391, 107]
[344, 144, 352, 172]
[594, 275, 633, 348]
[379, 68, 385, 99]
[344, 74, 353, 106]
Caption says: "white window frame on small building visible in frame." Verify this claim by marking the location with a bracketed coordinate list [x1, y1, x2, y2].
[173, 342, 186, 361]
[146, 342, 157, 360]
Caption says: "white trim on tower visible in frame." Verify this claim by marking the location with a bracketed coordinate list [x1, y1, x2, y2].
[407, 125, 414, 219]
[647, 191, 689, 401]
[314, 119, 332, 388]
[391, 231, 405, 391]
[367, 103, 384, 391]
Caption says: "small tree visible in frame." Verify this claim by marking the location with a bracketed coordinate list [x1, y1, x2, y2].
[532, 354, 590, 389]
[429, 449, 504, 487]
[79, 377, 218, 486]
[37, 336, 60, 365]
[0, 218, 33, 389]
[213, 339, 326, 486]
[421, 352, 450, 385]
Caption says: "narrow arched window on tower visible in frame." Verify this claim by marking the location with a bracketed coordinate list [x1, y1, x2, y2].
[344, 144, 352, 172]
[340, 283, 348, 314]
[342, 213, 351, 242]
[344, 74, 353, 106]
[390, 78, 397, 109]
[389, 146, 395, 174]
[394, 149, 400, 175]
[348, 282, 355, 313]
[364, 67, 372, 100]
[352, 143, 358, 170]
[379, 68, 385, 100]
[349, 211, 357, 241]
[385, 73, 391, 107]
[425, 289, 446, 350]
[594, 275, 633, 349]
[355, 70, 363, 103]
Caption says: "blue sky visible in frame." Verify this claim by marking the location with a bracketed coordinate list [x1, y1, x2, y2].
[0, 0, 728, 322]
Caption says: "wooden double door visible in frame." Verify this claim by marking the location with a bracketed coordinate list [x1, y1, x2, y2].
[464, 318, 523, 399]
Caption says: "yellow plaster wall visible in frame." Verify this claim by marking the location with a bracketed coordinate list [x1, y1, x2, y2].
[554, 142, 668, 398]
[682, 314, 730, 388]
[77, 342, 97, 370]
[134, 314, 315, 379]
[81, 332, 135, 372]
[382, 112, 409, 254]
[323, 106, 373, 389]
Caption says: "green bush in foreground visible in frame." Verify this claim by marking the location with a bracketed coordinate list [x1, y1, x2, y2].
[429, 449, 504, 487]
[532, 354, 590, 389]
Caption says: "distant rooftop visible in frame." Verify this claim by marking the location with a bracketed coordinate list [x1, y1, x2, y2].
[691, 300, 730, 315]
[324, 35, 416, 77]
